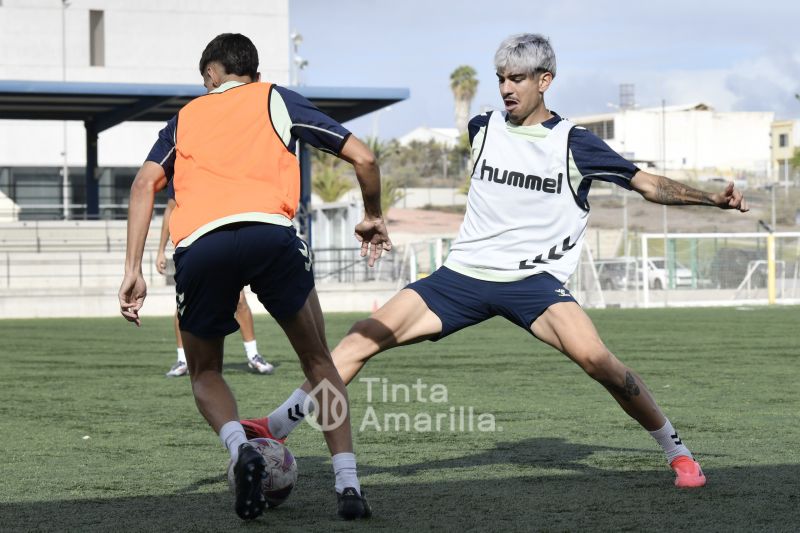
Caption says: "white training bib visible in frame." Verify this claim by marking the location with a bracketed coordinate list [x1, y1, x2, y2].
[445, 112, 589, 283]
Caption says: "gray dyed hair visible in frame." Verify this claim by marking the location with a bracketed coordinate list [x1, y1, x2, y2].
[494, 33, 556, 78]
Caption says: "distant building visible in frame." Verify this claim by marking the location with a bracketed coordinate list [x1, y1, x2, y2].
[570, 103, 774, 186]
[770, 119, 800, 186]
[398, 126, 459, 148]
[0, 0, 290, 219]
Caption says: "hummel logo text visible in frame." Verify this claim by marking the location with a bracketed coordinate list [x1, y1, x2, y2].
[479, 159, 562, 194]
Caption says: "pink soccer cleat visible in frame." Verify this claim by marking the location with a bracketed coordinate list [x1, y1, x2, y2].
[670, 456, 706, 488]
[240, 416, 285, 443]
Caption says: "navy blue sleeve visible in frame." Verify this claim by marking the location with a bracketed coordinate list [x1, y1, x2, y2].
[145, 115, 177, 180]
[273, 85, 351, 155]
[569, 126, 639, 190]
[468, 113, 490, 146]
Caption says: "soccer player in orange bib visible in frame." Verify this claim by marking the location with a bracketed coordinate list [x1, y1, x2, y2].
[120, 33, 390, 520]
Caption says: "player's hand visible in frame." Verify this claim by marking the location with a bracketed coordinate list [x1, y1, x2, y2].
[155, 251, 167, 275]
[118, 272, 147, 327]
[354, 216, 392, 267]
[711, 182, 748, 212]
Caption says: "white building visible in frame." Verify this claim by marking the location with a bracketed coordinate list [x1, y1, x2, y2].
[398, 126, 459, 148]
[0, 0, 290, 217]
[571, 103, 774, 185]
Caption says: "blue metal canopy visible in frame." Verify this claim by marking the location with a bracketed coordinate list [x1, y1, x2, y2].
[0, 79, 408, 130]
[0, 79, 409, 224]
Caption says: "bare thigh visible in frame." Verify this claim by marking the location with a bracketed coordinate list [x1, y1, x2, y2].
[331, 288, 443, 384]
[531, 301, 610, 365]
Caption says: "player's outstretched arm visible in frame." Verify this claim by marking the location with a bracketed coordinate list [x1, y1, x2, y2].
[630, 170, 748, 212]
[338, 135, 392, 267]
[119, 161, 167, 326]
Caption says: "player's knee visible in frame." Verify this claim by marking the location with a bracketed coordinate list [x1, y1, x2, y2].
[347, 318, 371, 337]
[577, 348, 615, 382]
[340, 319, 381, 362]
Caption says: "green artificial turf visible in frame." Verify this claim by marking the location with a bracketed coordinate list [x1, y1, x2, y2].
[0, 306, 798, 531]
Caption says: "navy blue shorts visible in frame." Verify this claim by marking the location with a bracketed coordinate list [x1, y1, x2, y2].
[406, 267, 577, 340]
[173, 223, 314, 338]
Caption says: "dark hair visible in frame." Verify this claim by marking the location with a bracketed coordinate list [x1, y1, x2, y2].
[198, 33, 259, 79]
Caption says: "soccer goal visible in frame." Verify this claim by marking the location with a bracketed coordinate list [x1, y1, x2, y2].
[566, 244, 606, 309]
[396, 238, 450, 288]
[635, 232, 800, 307]
[395, 232, 799, 309]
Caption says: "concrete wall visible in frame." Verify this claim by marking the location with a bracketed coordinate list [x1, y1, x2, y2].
[0, 282, 400, 319]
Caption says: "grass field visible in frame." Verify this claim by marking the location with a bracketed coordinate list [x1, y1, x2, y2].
[1, 306, 799, 531]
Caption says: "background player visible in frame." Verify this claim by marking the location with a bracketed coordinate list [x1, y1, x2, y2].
[243, 33, 749, 490]
[156, 185, 274, 377]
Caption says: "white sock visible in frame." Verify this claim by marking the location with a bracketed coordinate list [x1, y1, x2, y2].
[332, 452, 360, 494]
[267, 388, 315, 439]
[649, 418, 692, 463]
[243, 340, 259, 360]
[176, 347, 186, 364]
[219, 421, 248, 461]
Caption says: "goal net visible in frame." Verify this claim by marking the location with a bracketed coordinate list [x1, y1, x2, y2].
[634, 232, 800, 307]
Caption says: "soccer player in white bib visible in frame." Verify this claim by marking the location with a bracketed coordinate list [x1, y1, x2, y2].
[243, 33, 748, 489]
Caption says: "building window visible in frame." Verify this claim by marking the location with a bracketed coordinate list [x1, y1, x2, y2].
[580, 120, 615, 140]
[778, 133, 788, 148]
[90, 10, 105, 67]
[9, 168, 64, 220]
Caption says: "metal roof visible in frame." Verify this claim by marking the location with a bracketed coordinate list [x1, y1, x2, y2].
[0, 80, 408, 131]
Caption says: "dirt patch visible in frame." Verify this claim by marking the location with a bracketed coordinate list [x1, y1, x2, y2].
[385, 190, 784, 238]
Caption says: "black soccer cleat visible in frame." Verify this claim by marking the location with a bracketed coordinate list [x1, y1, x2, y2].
[233, 442, 267, 520]
[337, 487, 372, 520]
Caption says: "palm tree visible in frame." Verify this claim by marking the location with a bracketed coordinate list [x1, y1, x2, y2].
[450, 65, 478, 136]
[365, 136, 405, 216]
[311, 149, 353, 203]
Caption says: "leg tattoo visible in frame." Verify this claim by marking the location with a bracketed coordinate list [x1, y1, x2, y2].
[617, 371, 641, 401]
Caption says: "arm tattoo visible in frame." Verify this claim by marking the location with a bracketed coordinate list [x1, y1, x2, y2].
[654, 176, 715, 206]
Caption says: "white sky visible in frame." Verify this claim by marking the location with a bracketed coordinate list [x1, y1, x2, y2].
[291, 0, 800, 139]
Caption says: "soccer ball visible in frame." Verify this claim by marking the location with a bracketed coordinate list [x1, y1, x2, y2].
[227, 438, 298, 508]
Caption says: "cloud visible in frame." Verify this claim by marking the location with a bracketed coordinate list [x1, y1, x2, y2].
[550, 49, 800, 121]
[726, 49, 800, 119]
